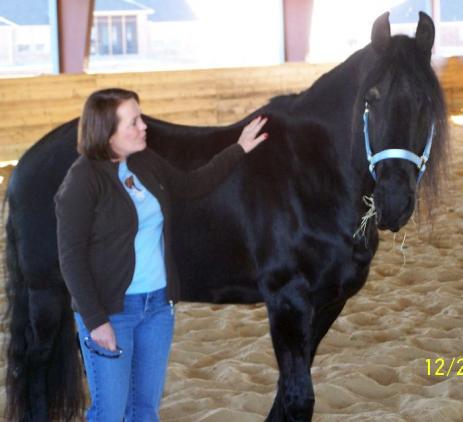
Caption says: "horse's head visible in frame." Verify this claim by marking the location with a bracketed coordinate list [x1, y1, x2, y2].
[358, 12, 448, 232]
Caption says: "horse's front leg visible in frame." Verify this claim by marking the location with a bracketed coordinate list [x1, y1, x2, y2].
[309, 299, 346, 366]
[262, 273, 315, 422]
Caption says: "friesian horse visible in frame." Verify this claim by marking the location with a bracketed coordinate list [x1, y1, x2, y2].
[4, 12, 448, 421]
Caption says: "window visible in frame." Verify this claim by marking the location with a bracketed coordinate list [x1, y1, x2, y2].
[308, 0, 463, 63]
[17, 45, 30, 53]
[0, 0, 57, 77]
[95, 16, 110, 55]
[111, 16, 123, 55]
[87, 0, 284, 73]
[91, 14, 139, 58]
[439, 0, 463, 56]
[126, 16, 138, 54]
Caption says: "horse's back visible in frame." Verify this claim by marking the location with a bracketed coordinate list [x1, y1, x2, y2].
[10, 118, 79, 197]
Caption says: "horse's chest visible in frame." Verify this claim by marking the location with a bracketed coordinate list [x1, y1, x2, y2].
[310, 236, 376, 307]
[338, 237, 377, 299]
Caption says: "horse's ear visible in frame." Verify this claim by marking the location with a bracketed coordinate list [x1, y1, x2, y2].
[371, 12, 391, 53]
[415, 11, 435, 57]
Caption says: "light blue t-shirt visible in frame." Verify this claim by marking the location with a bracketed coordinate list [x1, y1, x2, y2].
[118, 161, 167, 294]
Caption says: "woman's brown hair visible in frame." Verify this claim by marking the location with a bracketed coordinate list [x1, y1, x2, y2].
[77, 88, 140, 160]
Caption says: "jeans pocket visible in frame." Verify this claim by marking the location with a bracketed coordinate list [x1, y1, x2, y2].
[83, 336, 123, 359]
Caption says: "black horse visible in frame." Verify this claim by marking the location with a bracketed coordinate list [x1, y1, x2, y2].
[5, 12, 448, 421]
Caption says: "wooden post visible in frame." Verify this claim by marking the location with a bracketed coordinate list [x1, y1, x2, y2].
[283, 0, 314, 62]
[431, 0, 441, 53]
[58, 0, 95, 73]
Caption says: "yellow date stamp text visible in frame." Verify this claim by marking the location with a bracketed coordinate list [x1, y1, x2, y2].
[425, 358, 463, 377]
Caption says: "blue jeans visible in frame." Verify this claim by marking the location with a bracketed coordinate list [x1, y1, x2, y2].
[75, 288, 175, 422]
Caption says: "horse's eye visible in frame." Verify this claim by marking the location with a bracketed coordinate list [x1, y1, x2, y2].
[365, 87, 381, 103]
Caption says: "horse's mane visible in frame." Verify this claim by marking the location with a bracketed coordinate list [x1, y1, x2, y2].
[413, 53, 449, 222]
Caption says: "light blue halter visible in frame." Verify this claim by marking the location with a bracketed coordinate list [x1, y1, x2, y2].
[363, 103, 434, 183]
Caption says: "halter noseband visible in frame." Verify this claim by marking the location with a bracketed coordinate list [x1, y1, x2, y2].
[363, 103, 434, 183]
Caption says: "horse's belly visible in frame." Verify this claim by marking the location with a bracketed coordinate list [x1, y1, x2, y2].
[171, 197, 262, 304]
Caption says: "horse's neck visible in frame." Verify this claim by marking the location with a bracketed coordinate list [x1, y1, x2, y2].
[297, 48, 374, 193]
[293, 48, 378, 235]
[297, 51, 365, 148]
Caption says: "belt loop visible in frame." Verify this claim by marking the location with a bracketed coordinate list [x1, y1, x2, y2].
[144, 292, 150, 313]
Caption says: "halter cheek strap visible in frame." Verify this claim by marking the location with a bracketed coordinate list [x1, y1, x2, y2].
[363, 103, 434, 183]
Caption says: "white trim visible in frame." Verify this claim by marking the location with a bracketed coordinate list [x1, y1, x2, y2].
[124, 0, 153, 12]
[0, 16, 18, 26]
[49, 0, 59, 74]
[93, 9, 153, 17]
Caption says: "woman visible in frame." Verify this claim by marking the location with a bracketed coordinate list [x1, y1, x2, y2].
[55, 88, 268, 421]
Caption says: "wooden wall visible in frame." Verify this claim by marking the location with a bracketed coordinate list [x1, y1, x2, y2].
[439, 57, 463, 115]
[0, 59, 460, 162]
[0, 64, 332, 162]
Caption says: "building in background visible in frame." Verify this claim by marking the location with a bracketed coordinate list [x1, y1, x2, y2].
[307, 0, 463, 63]
[87, 0, 284, 72]
[88, 0, 198, 72]
[439, 0, 463, 56]
[0, 0, 52, 75]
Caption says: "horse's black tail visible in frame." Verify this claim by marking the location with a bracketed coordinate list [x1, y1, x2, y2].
[4, 210, 86, 421]
[47, 288, 86, 421]
[4, 213, 30, 421]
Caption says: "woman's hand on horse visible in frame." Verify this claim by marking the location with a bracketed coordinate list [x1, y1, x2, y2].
[237, 116, 269, 153]
[90, 322, 117, 351]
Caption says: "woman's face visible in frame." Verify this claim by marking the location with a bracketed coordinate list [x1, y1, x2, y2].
[109, 98, 147, 160]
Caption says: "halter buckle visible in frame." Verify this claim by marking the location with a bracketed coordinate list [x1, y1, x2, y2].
[419, 155, 429, 168]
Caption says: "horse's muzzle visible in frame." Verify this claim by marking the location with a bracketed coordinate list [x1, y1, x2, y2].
[374, 191, 414, 233]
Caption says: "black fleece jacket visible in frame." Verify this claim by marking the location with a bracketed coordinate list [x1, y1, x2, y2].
[55, 144, 244, 331]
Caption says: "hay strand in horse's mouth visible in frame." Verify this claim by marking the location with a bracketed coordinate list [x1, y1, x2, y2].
[354, 195, 376, 240]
